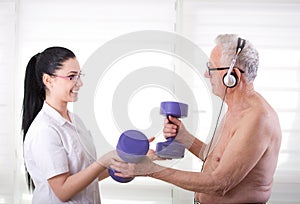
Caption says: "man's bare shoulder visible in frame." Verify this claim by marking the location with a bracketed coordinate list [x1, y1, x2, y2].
[238, 93, 281, 142]
[244, 92, 278, 121]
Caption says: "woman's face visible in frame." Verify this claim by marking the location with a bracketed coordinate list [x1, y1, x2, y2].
[50, 57, 83, 103]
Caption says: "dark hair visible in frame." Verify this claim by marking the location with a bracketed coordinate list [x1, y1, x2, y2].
[22, 46, 75, 190]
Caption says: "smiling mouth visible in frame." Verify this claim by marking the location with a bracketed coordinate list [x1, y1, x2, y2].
[71, 90, 79, 94]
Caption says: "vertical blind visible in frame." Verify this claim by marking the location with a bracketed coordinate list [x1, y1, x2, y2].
[0, 1, 16, 204]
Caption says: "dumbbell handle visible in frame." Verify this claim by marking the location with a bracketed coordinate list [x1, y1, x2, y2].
[166, 114, 176, 143]
[156, 101, 187, 159]
[167, 137, 175, 143]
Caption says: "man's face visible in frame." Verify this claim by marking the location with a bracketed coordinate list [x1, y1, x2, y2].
[205, 45, 227, 97]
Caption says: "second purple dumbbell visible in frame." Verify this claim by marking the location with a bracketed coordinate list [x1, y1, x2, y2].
[109, 130, 149, 183]
[156, 101, 188, 159]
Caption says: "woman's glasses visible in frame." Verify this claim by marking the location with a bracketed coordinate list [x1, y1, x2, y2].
[53, 72, 85, 83]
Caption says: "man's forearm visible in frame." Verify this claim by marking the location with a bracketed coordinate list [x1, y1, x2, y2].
[181, 134, 206, 161]
[148, 165, 216, 194]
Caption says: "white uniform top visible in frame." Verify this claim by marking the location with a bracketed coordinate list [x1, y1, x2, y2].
[24, 102, 101, 204]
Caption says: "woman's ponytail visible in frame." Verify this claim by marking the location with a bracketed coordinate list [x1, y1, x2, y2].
[22, 53, 45, 191]
[22, 53, 45, 140]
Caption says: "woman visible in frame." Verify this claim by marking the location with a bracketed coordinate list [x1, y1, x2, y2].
[22, 47, 111, 203]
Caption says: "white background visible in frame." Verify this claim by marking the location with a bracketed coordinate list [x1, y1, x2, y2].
[0, 0, 299, 203]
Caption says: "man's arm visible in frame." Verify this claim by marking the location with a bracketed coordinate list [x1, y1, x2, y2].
[158, 112, 270, 195]
[210, 112, 271, 195]
[113, 111, 271, 196]
[163, 116, 207, 160]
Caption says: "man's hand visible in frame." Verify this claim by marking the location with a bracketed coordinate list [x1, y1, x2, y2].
[110, 156, 163, 178]
[96, 150, 119, 168]
[163, 116, 191, 146]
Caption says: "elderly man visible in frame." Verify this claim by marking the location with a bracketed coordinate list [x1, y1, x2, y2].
[111, 34, 282, 204]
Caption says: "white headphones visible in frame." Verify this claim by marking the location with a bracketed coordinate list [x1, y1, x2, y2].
[223, 37, 246, 88]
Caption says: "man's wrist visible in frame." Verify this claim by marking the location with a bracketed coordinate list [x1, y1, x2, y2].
[147, 163, 167, 179]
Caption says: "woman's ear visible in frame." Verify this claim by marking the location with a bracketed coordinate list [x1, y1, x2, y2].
[42, 73, 53, 89]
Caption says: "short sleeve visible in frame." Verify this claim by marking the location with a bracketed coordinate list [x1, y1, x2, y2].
[31, 124, 69, 179]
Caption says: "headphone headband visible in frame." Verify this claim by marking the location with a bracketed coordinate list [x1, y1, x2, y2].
[223, 37, 246, 88]
[236, 37, 246, 55]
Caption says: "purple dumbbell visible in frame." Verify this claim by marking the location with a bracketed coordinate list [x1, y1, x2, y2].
[156, 101, 188, 159]
[109, 130, 149, 183]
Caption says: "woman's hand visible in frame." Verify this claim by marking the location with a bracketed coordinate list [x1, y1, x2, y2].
[146, 136, 169, 161]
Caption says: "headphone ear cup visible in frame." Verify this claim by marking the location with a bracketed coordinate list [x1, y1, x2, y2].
[223, 72, 238, 88]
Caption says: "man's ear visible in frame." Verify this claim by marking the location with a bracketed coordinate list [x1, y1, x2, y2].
[234, 68, 242, 84]
[42, 73, 53, 89]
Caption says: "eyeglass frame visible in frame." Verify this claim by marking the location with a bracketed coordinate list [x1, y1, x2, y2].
[52, 72, 85, 83]
[206, 62, 245, 76]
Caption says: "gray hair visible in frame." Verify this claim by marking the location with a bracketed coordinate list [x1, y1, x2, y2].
[215, 34, 259, 83]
